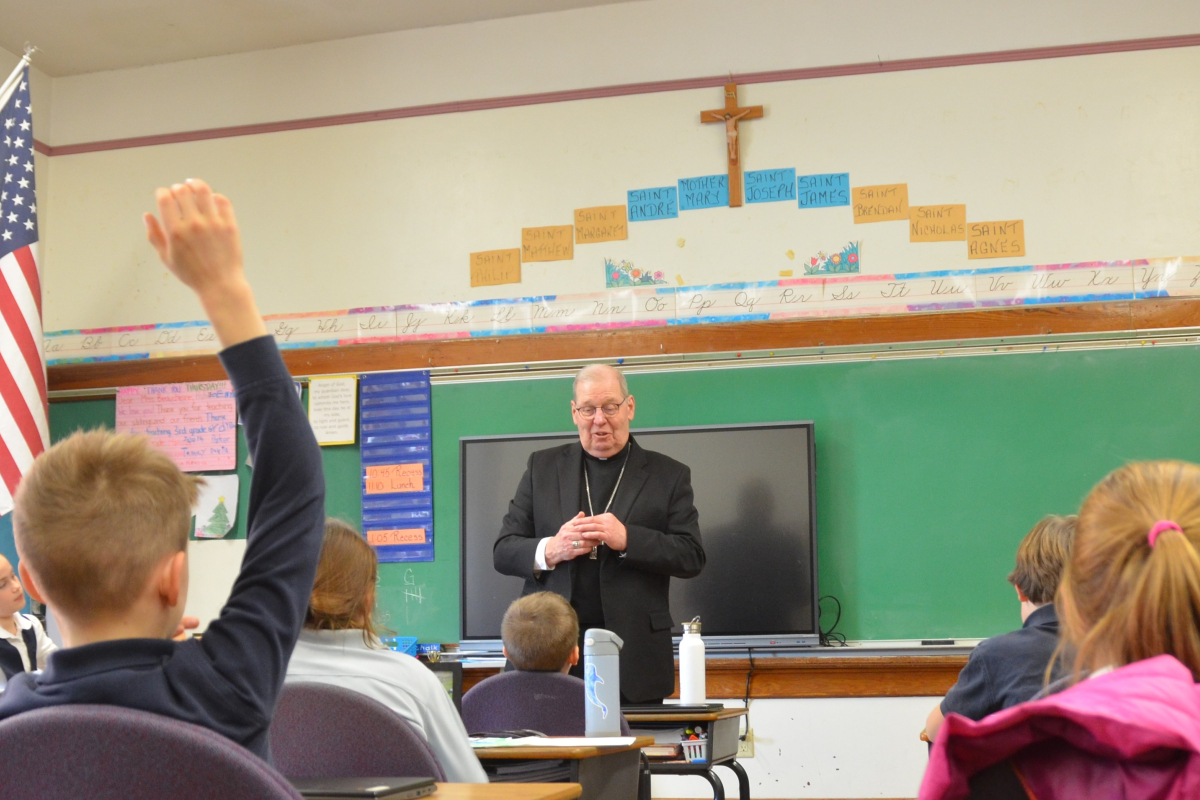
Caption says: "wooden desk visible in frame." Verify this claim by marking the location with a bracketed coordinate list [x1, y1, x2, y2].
[473, 738, 651, 800]
[433, 783, 582, 800]
[625, 709, 748, 800]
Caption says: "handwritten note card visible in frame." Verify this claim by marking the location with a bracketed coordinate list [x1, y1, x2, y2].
[367, 529, 427, 547]
[521, 225, 574, 263]
[797, 173, 850, 209]
[627, 187, 678, 221]
[910, 204, 967, 242]
[308, 376, 357, 446]
[365, 463, 424, 494]
[968, 220, 1025, 259]
[470, 249, 521, 287]
[574, 206, 627, 244]
[116, 382, 237, 472]
[745, 168, 797, 204]
[678, 175, 729, 210]
[852, 184, 909, 223]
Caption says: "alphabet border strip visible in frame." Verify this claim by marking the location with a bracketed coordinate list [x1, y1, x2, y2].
[42, 257, 1200, 366]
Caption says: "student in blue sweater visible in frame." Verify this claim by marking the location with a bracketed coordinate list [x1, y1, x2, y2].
[0, 179, 325, 760]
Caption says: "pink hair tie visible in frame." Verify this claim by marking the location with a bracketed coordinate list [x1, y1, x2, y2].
[1148, 520, 1183, 548]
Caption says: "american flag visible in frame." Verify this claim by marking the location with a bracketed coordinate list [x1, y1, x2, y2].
[0, 67, 47, 514]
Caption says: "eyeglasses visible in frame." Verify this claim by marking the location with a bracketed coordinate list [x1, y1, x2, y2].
[574, 397, 629, 418]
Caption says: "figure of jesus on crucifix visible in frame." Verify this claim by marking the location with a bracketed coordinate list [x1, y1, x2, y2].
[722, 109, 752, 161]
[701, 83, 763, 208]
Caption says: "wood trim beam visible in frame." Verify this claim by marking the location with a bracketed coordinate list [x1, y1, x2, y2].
[48, 298, 1200, 393]
[459, 655, 968, 699]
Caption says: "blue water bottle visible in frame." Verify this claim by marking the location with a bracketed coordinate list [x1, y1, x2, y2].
[583, 628, 624, 737]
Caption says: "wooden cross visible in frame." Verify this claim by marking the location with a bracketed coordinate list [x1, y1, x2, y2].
[701, 83, 763, 208]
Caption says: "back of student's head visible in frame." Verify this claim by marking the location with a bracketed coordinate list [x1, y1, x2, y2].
[502, 592, 578, 671]
[13, 429, 198, 624]
[1059, 460, 1200, 679]
[307, 518, 380, 644]
[1008, 514, 1077, 604]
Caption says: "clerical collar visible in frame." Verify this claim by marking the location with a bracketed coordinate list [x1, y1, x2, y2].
[583, 440, 631, 462]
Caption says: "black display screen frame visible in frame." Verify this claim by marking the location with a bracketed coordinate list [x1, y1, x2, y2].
[459, 421, 819, 649]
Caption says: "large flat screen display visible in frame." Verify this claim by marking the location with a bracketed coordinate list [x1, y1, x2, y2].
[460, 422, 818, 647]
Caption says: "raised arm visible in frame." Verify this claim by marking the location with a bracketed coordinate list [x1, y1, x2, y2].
[145, 179, 326, 716]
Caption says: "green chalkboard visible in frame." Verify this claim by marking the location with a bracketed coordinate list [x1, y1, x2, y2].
[430, 344, 1200, 643]
[43, 343, 1200, 644]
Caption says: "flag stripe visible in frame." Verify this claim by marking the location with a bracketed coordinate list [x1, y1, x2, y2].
[0, 250, 45, 396]
[0, 421, 24, 504]
[0, 347, 42, 464]
[0, 255, 47, 428]
[12, 245, 40, 318]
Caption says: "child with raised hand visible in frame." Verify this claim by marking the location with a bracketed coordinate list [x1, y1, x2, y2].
[922, 461, 1200, 800]
[0, 180, 326, 759]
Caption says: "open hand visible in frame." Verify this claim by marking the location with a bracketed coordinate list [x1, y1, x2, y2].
[577, 513, 627, 552]
[143, 179, 266, 348]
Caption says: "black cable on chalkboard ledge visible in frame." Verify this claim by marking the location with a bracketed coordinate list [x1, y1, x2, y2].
[818, 595, 848, 647]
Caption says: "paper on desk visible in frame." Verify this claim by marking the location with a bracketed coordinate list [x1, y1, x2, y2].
[471, 736, 637, 748]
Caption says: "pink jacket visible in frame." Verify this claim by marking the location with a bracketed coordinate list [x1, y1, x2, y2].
[920, 655, 1200, 800]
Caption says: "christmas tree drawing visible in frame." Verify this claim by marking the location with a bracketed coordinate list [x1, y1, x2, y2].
[204, 496, 231, 537]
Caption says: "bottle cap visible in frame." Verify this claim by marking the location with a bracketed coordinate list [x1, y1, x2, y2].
[682, 616, 702, 635]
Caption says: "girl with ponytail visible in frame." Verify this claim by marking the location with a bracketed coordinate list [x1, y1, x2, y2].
[922, 461, 1200, 800]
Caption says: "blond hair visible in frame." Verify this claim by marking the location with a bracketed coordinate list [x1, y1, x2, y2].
[306, 518, 382, 645]
[1008, 514, 1077, 604]
[1058, 460, 1200, 681]
[502, 592, 579, 671]
[13, 429, 198, 622]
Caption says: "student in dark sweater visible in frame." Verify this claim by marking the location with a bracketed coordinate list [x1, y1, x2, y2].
[924, 514, 1076, 742]
[0, 179, 325, 761]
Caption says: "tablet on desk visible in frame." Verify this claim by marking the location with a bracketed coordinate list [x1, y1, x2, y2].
[290, 776, 437, 799]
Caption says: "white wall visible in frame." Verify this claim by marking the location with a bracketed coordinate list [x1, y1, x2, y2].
[45, 0, 1200, 146]
[650, 697, 935, 799]
[39, 45, 1200, 331]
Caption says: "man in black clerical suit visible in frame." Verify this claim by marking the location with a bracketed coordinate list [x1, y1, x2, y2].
[493, 365, 705, 703]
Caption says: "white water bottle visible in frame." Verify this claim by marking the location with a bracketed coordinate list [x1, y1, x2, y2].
[679, 616, 706, 704]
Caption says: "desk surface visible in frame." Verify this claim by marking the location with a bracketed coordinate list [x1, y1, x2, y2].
[474, 736, 653, 760]
[624, 708, 747, 723]
[434, 783, 581, 800]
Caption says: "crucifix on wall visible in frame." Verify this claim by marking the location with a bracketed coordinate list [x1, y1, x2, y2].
[701, 82, 763, 208]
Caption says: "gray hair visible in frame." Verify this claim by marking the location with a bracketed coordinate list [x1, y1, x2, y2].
[573, 364, 628, 400]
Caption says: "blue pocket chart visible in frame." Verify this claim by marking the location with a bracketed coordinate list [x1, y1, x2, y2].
[360, 371, 434, 563]
[628, 187, 679, 221]
[797, 172, 851, 209]
[678, 175, 729, 210]
[744, 168, 797, 203]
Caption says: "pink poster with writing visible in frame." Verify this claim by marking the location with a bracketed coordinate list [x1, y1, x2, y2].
[116, 381, 237, 472]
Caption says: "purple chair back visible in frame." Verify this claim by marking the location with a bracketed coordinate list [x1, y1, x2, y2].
[0, 704, 301, 800]
[271, 682, 447, 781]
[461, 670, 631, 736]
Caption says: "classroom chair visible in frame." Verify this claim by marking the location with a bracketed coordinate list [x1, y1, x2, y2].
[461, 670, 632, 736]
[0, 704, 301, 800]
[270, 682, 447, 781]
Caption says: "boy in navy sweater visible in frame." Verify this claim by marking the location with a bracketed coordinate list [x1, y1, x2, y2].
[924, 514, 1076, 742]
[0, 180, 325, 760]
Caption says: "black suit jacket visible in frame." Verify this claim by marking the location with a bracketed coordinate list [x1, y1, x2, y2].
[493, 436, 705, 702]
